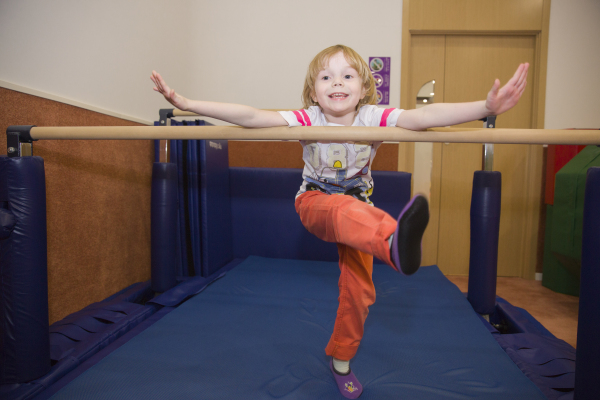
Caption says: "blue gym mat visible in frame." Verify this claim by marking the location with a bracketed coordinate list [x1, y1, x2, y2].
[49, 256, 546, 399]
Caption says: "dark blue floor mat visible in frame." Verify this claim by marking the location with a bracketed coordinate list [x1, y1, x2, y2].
[49, 256, 546, 399]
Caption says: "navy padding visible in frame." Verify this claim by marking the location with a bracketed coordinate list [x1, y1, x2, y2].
[47, 257, 546, 399]
[199, 140, 233, 276]
[574, 167, 600, 400]
[230, 167, 338, 261]
[0, 156, 50, 384]
[0, 208, 16, 239]
[173, 139, 190, 277]
[493, 297, 555, 337]
[230, 168, 412, 264]
[154, 134, 189, 277]
[149, 258, 243, 308]
[47, 297, 156, 364]
[186, 140, 202, 276]
[30, 307, 176, 400]
[468, 171, 502, 315]
[368, 170, 412, 219]
[494, 333, 576, 399]
[151, 162, 178, 292]
[155, 121, 214, 279]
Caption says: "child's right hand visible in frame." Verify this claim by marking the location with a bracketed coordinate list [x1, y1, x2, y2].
[150, 71, 189, 111]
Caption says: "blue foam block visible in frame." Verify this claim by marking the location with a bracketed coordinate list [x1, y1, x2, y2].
[0, 156, 50, 383]
[230, 168, 411, 264]
[200, 140, 233, 276]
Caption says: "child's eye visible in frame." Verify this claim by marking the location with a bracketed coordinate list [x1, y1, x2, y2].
[322, 76, 330, 80]
[345, 75, 352, 79]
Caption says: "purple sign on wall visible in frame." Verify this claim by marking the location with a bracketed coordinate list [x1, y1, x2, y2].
[368, 57, 390, 105]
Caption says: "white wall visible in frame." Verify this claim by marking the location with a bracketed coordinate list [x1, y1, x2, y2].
[545, 0, 600, 129]
[0, 0, 402, 125]
[1, 0, 598, 129]
[0, 0, 198, 123]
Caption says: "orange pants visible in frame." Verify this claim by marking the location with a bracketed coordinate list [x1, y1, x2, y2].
[295, 191, 397, 361]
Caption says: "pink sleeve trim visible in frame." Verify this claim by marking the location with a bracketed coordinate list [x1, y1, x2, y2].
[380, 108, 395, 127]
[300, 109, 312, 126]
[292, 110, 305, 126]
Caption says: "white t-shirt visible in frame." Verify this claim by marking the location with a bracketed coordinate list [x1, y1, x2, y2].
[278, 105, 403, 204]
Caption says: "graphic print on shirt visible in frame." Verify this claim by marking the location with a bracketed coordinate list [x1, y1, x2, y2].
[326, 144, 347, 170]
[305, 142, 321, 171]
[353, 142, 372, 176]
[304, 142, 372, 183]
[326, 143, 348, 183]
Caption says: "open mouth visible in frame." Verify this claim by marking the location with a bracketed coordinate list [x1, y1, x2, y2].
[329, 93, 349, 100]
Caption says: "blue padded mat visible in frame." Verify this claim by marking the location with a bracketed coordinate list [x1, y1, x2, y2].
[49, 257, 546, 399]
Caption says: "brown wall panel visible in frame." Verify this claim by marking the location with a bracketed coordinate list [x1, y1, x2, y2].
[229, 141, 399, 171]
[228, 141, 304, 169]
[373, 143, 400, 171]
[1, 88, 153, 324]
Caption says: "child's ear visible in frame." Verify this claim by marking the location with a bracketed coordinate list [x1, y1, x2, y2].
[360, 86, 367, 100]
[311, 92, 318, 103]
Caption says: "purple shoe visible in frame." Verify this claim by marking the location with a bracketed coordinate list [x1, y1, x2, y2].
[391, 194, 430, 275]
[329, 360, 363, 399]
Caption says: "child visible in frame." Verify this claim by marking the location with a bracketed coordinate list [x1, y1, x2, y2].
[151, 44, 528, 399]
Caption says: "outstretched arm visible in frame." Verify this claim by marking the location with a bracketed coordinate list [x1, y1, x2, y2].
[151, 71, 287, 128]
[396, 63, 529, 130]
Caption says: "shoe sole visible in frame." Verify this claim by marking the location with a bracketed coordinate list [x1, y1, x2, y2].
[391, 195, 430, 275]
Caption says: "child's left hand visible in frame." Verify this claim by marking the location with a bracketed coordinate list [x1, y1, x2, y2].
[485, 63, 529, 116]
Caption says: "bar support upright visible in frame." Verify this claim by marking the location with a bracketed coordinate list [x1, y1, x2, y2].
[150, 110, 177, 292]
[574, 167, 600, 400]
[467, 115, 501, 316]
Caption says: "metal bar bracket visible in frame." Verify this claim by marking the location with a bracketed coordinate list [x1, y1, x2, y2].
[482, 116, 497, 171]
[157, 110, 174, 163]
[6, 125, 37, 158]
[158, 109, 175, 126]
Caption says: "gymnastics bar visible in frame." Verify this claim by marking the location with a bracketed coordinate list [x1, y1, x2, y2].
[5, 125, 600, 148]
[156, 108, 289, 129]
[165, 108, 289, 119]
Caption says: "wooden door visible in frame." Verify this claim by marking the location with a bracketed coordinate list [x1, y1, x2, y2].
[411, 34, 539, 276]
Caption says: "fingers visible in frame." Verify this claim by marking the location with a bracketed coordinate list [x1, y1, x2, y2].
[496, 63, 528, 101]
[517, 78, 527, 98]
[150, 70, 172, 97]
[150, 72, 162, 92]
[150, 71, 163, 89]
[517, 76, 527, 95]
[513, 63, 528, 98]
[150, 71, 159, 86]
[156, 75, 166, 93]
[487, 79, 500, 102]
[503, 63, 527, 90]
[514, 63, 528, 89]
[492, 78, 500, 93]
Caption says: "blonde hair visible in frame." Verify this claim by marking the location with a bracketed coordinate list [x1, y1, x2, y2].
[301, 45, 377, 110]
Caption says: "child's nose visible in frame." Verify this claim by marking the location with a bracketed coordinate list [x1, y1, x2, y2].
[333, 77, 344, 86]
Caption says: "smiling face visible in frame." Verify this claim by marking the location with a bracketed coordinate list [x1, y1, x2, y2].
[311, 52, 367, 125]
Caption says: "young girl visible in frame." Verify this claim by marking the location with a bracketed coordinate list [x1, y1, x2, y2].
[151, 44, 528, 399]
